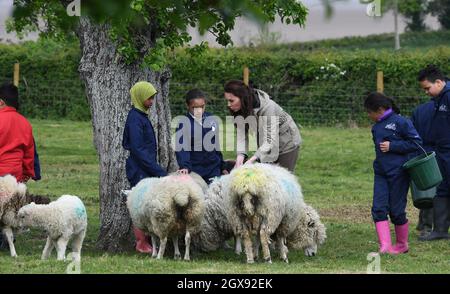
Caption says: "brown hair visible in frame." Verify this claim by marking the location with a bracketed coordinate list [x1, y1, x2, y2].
[224, 80, 257, 118]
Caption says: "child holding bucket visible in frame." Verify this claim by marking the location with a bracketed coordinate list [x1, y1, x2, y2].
[417, 64, 450, 241]
[365, 92, 422, 254]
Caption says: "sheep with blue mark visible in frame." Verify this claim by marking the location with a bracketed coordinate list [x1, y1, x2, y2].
[127, 173, 205, 260]
[17, 195, 87, 262]
[226, 163, 326, 263]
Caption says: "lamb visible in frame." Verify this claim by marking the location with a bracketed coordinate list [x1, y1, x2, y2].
[17, 195, 87, 262]
[127, 173, 205, 260]
[226, 163, 306, 264]
[0, 175, 27, 257]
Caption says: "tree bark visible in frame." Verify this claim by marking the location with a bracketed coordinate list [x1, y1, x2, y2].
[76, 17, 178, 252]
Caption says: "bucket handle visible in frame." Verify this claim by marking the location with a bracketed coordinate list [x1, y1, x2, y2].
[411, 140, 428, 157]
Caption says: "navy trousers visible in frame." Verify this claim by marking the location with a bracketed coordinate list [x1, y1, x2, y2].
[436, 151, 450, 199]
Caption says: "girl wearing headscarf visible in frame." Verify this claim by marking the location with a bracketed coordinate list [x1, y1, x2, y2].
[122, 81, 167, 253]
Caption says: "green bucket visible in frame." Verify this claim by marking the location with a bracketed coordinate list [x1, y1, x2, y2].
[403, 151, 443, 191]
[410, 181, 435, 209]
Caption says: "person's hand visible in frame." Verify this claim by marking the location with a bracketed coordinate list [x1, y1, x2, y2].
[222, 170, 229, 175]
[234, 154, 246, 169]
[177, 169, 189, 175]
[244, 156, 258, 165]
[380, 141, 390, 153]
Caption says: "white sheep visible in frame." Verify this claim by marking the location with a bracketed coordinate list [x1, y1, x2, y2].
[226, 163, 306, 264]
[193, 173, 326, 260]
[0, 174, 27, 257]
[18, 195, 87, 262]
[127, 173, 205, 260]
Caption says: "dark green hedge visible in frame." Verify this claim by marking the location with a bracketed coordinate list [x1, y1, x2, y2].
[1, 37, 449, 125]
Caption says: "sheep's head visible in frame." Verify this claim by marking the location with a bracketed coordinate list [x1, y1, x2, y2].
[17, 202, 37, 228]
[287, 205, 326, 257]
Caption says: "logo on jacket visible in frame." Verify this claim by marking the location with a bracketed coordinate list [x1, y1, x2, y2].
[439, 104, 448, 112]
[385, 123, 396, 131]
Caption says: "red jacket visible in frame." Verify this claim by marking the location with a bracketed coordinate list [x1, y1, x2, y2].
[0, 106, 35, 182]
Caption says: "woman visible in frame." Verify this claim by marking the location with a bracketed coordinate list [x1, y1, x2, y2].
[224, 80, 301, 172]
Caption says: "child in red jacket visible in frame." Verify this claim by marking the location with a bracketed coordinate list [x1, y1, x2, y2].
[0, 83, 35, 183]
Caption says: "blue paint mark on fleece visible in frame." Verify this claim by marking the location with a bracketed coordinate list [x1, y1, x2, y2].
[133, 180, 153, 212]
[74, 199, 86, 219]
[280, 179, 300, 200]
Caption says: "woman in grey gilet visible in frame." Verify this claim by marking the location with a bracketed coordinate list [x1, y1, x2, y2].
[224, 80, 302, 172]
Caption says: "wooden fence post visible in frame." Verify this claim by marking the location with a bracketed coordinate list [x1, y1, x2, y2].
[13, 63, 20, 87]
[243, 66, 249, 86]
[377, 70, 384, 93]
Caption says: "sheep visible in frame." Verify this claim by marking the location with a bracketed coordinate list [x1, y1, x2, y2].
[193, 172, 326, 260]
[17, 195, 87, 262]
[0, 175, 27, 257]
[127, 173, 205, 261]
[192, 175, 238, 253]
[286, 204, 327, 257]
[226, 163, 306, 264]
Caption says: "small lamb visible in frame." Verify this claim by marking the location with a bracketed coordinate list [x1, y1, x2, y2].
[18, 195, 87, 262]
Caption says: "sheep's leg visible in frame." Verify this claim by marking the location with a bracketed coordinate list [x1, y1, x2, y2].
[184, 231, 191, 261]
[157, 236, 167, 259]
[3, 227, 17, 258]
[234, 236, 242, 255]
[55, 237, 70, 261]
[253, 235, 260, 261]
[259, 228, 272, 264]
[172, 236, 181, 260]
[151, 234, 158, 258]
[277, 237, 289, 264]
[71, 230, 86, 262]
[41, 236, 55, 260]
[242, 231, 254, 264]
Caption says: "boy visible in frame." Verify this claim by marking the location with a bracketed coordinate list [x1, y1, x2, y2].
[176, 89, 227, 184]
[417, 65, 450, 241]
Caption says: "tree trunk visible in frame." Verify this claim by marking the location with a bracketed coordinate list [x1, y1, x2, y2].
[76, 17, 178, 252]
[393, 0, 401, 50]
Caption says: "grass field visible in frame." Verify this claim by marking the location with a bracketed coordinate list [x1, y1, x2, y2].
[1, 119, 449, 274]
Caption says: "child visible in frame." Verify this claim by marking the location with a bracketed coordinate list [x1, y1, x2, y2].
[365, 92, 422, 254]
[410, 100, 435, 238]
[175, 89, 228, 184]
[122, 81, 168, 253]
[417, 64, 450, 241]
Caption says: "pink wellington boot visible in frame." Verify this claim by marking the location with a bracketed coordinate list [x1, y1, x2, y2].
[391, 222, 409, 254]
[375, 220, 393, 254]
[133, 227, 152, 253]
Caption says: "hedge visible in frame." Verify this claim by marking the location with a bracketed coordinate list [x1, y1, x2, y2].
[1, 37, 449, 125]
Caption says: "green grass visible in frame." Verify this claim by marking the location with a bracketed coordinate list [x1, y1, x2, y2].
[1, 120, 449, 274]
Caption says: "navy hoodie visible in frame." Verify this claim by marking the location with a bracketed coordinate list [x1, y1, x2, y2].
[371, 111, 422, 175]
[122, 107, 167, 186]
[411, 100, 435, 152]
[430, 82, 450, 152]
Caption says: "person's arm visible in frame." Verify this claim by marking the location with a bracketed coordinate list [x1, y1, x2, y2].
[175, 121, 192, 172]
[32, 139, 41, 181]
[22, 130, 35, 182]
[388, 119, 423, 154]
[128, 120, 167, 177]
[235, 123, 249, 168]
[253, 103, 280, 162]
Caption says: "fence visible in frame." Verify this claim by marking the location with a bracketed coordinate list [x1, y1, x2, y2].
[1, 73, 430, 127]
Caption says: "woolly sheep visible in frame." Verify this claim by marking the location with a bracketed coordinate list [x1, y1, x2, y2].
[127, 173, 205, 260]
[0, 175, 27, 257]
[18, 195, 87, 262]
[226, 163, 306, 264]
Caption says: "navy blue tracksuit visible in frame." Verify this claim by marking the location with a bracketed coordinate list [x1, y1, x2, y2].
[122, 107, 167, 187]
[175, 112, 225, 184]
[371, 112, 422, 225]
[431, 83, 450, 199]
